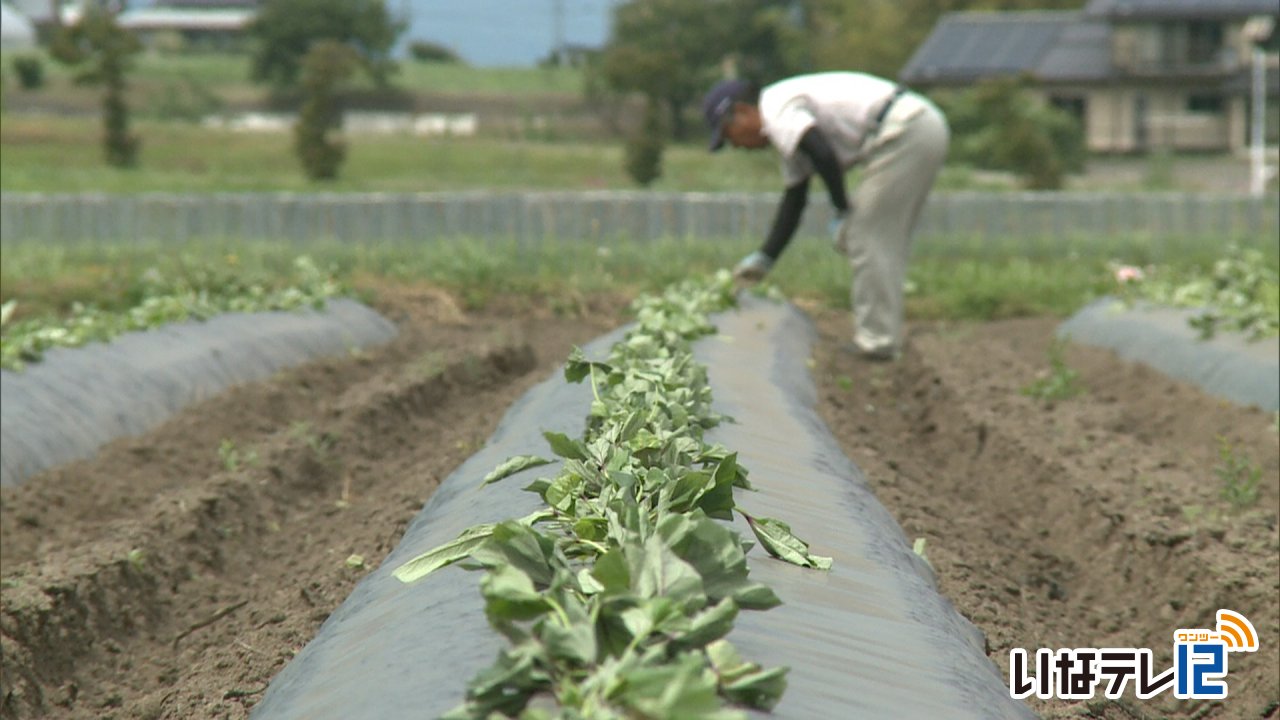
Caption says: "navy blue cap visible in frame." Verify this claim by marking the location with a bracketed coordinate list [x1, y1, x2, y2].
[703, 78, 747, 152]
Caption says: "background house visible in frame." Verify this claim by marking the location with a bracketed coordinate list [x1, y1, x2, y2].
[901, 0, 1280, 155]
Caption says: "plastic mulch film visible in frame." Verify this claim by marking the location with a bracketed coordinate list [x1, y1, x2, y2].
[251, 296, 1031, 720]
[1058, 297, 1279, 412]
[0, 299, 397, 487]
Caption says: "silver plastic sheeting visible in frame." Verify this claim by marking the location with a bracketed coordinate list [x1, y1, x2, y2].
[250, 326, 626, 720]
[251, 295, 1030, 720]
[1058, 297, 1279, 412]
[0, 299, 397, 487]
[697, 297, 1030, 718]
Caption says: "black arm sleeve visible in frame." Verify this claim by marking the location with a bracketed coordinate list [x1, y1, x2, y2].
[761, 178, 809, 260]
[796, 126, 850, 215]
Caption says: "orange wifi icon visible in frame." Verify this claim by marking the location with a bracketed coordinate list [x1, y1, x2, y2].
[1216, 610, 1259, 652]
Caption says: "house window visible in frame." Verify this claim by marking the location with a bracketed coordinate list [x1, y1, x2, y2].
[1187, 93, 1224, 114]
[1186, 21, 1223, 65]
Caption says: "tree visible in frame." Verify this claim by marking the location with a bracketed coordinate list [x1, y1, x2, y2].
[294, 41, 358, 181]
[625, 99, 666, 186]
[595, 0, 723, 141]
[408, 40, 463, 65]
[936, 75, 1085, 189]
[248, 0, 406, 89]
[50, 4, 141, 168]
[726, 0, 813, 81]
[593, 0, 809, 140]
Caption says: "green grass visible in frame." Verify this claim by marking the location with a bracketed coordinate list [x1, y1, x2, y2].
[22, 234, 1265, 371]
[0, 112, 787, 193]
[1215, 436, 1262, 509]
[2, 49, 583, 104]
[0, 110, 1095, 193]
[1020, 338, 1085, 402]
[0, 236, 1129, 323]
[393, 61, 583, 96]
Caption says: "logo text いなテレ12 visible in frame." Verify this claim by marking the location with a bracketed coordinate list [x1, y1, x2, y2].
[1009, 609, 1259, 701]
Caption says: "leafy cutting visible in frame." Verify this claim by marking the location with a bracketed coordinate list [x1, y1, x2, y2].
[1114, 245, 1279, 341]
[396, 271, 830, 718]
[0, 255, 343, 370]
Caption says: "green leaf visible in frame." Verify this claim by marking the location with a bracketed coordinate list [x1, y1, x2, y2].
[729, 583, 782, 611]
[618, 653, 744, 720]
[705, 639, 747, 680]
[393, 523, 496, 583]
[571, 516, 607, 542]
[564, 346, 591, 383]
[696, 462, 737, 520]
[617, 409, 645, 442]
[704, 641, 788, 710]
[482, 455, 553, 485]
[671, 597, 739, 651]
[576, 567, 605, 595]
[743, 514, 833, 570]
[619, 604, 657, 642]
[590, 548, 631, 593]
[481, 564, 550, 622]
[471, 522, 557, 586]
[543, 474, 581, 513]
[632, 535, 706, 609]
[564, 347, 612, 383]
[453, 642, 549, 718]
[543, 431, 588, 460]
[541, 616, 597, 666]
[523, 477, 552, 495]
[606, 470, 638, 494]
[722, 665, 788, 711]
[666, 470, 712, 513]
[658, 514, 779, 609]
[705, 638, 788, 708]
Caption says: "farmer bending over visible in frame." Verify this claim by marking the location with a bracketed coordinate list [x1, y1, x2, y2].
[704, 72, 949, 361]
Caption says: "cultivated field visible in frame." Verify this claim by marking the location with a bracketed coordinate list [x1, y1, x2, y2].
[2, 47, 1278, 720]
[0, 239, 1276, 719]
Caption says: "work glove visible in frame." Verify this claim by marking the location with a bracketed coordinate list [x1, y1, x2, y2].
[829, 209, 850, 253]
[732, 251, 774, 284]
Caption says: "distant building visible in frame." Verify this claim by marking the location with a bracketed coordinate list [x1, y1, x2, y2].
[901, 0, 1280, 154]
[5, 0, 257, 50]
[117, 1, 258, 51]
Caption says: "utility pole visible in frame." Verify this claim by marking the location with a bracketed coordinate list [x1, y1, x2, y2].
[552, 0, 565, 66]
[1243, 15, 1275, 197]
[1252, 43, 1267, 197]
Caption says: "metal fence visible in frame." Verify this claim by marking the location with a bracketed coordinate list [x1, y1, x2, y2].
[2, 191, 1277, 250]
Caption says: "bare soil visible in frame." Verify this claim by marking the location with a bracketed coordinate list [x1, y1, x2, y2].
[1, 290, 1276, 720]
[807, 307, 1279, 720]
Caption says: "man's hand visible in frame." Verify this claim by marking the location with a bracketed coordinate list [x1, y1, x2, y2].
[732, 251, 774, 285]
[829, 210, 850, 253]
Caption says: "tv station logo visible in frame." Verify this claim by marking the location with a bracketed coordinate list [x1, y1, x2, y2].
[1009, 609, 1259, 701]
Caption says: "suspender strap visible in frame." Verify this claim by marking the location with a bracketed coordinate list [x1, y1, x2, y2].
[873, 84, 908, 127]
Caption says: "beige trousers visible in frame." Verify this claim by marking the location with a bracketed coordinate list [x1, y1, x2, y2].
[837, 93, 949, 354]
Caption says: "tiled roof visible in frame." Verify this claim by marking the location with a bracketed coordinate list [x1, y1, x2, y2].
[1036, 18, 1113, 82]
[900, 11, 1094, 85]
[1085, 0, 1280, 20]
